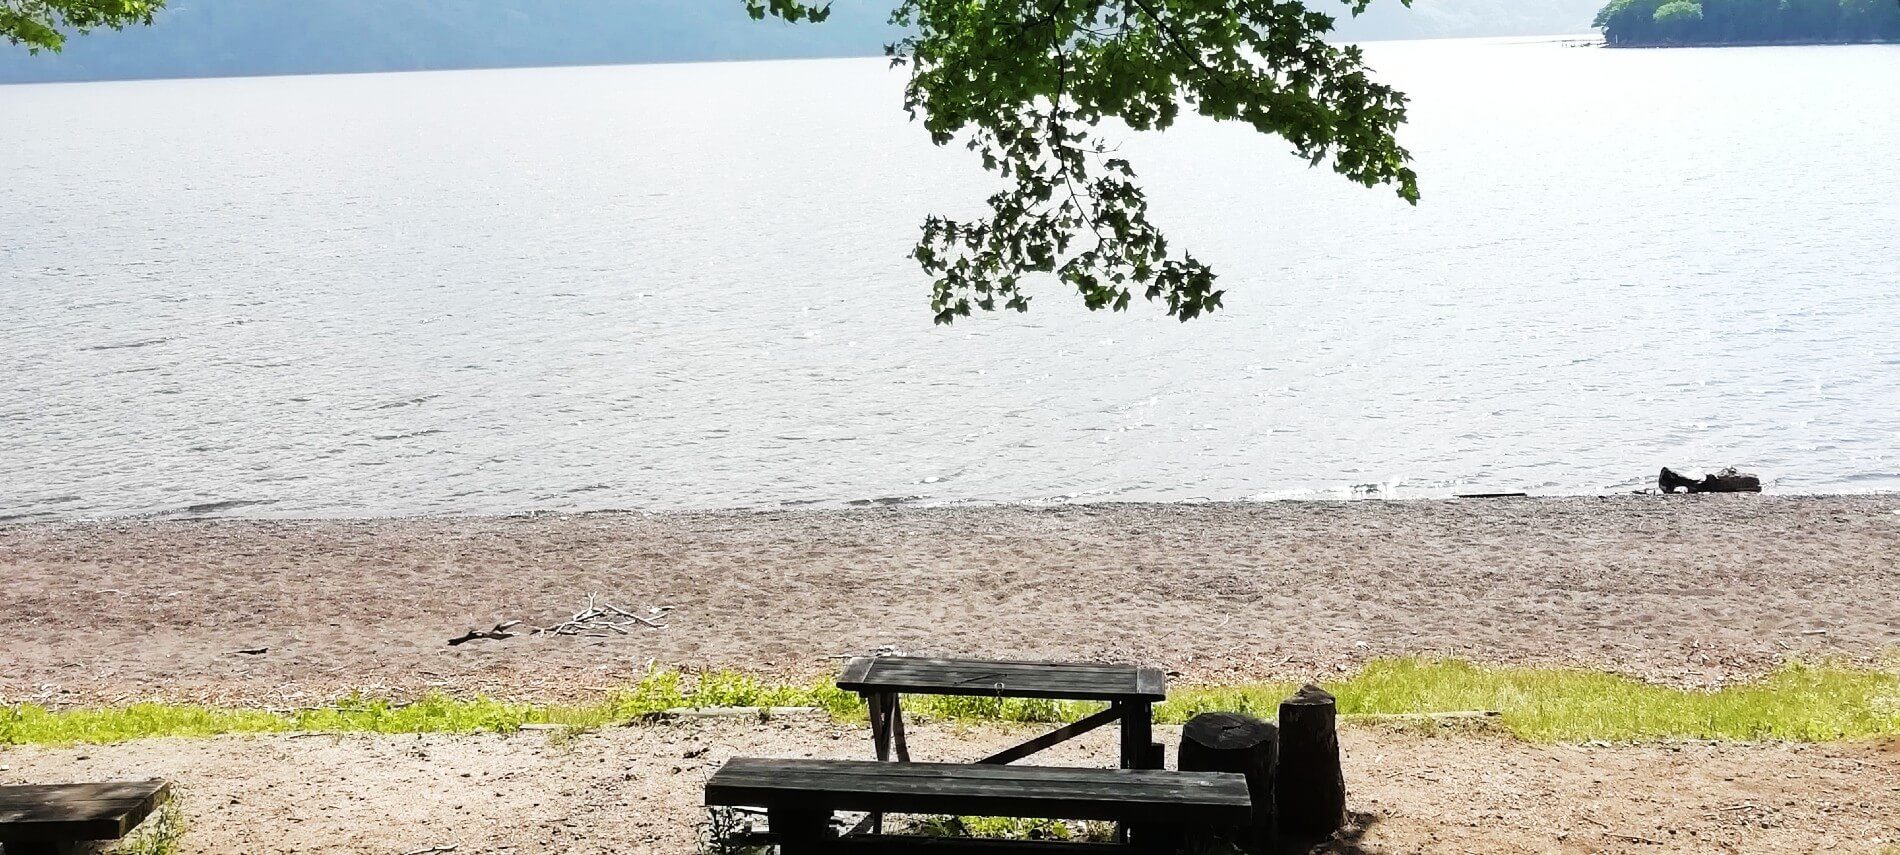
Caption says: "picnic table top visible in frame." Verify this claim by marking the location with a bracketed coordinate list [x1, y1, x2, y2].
[838, 656, 1166, 702]
[705, 758, 1249, 824]
[0, 780, 171, 843]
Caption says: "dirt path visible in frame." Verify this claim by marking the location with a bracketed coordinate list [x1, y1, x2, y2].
[4, 495, 1897, 705]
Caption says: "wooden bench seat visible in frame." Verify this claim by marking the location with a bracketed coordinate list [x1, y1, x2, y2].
[705, 758, 1249, 853]
[0, 781, 171, 855]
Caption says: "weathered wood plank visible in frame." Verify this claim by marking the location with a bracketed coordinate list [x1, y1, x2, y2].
[862, 667, 1131, 684]
[708, 765, 1242, 797]
[840, 657, 877, 685]
[1134, 668, 1166, 700]
[0, 781, 170, 844]
[864, 669, 1132, 683]
[860, 660, 1137, 677]
[706, 758, 1249, 826]
[849, 660, 1138, 679]
[839, 657, 1165, 702]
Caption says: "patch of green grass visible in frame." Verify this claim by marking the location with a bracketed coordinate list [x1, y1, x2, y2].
[905, 693, 1095, 724]
[0, 669, 855, 747]
[903, 817, 1245, 853]
[698, 806, 771, 855]
[1, 703, 293, 745]
[110, 798, 185, 855]
[909, 815, 1114, 842]
[3, 659, 1895, 747]
[1321, 658, 1900, 742]
[1114, 658, 1900, 742]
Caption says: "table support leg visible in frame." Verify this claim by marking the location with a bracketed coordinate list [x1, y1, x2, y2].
[769, 806, 832, 855]
[867, 692, 892, 762]
[864, 691, 892, 834]
[887, 693, 911, 762]
[1115, 700, 1159, 845]
[1121, 701, 1154, 769]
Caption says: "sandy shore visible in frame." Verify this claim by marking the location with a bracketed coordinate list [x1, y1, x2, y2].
[3, 495, 1898, 705]
[3, 717, 1895, 854]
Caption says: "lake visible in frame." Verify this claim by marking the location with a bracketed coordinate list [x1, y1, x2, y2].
[2, 38, 1896, 520]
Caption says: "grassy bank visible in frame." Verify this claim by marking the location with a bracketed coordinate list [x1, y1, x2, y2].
[4, 659, 1896, 747]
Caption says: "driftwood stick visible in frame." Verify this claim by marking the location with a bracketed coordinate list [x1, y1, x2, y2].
[1343, 710, 1501, 722]
[447, 621, 520, 646]
[534, 595, 672, 638]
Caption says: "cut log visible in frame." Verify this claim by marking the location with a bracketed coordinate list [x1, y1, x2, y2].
[1276, 684, 1347, 838]
[1178, 712, 1277, 851]
[1659, 467, 1762, 494]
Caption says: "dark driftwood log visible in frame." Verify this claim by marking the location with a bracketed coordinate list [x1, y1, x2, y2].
[1178, 712, 1277, 850]
[447, 620, 519, 646]
[1276, 684, 1346, 838]
[1659, 467, 1762, 494]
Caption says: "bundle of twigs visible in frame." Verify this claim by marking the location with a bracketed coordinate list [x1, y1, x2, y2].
[536, 593, 672, 637]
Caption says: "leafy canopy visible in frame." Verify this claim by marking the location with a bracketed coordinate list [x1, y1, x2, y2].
[1652, 1, 1704, 26]
[1, 0, 161, 52]
[756, 0, 1419, 323]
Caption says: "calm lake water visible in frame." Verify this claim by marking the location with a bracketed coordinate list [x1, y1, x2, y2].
[3, 39, 1897, 520]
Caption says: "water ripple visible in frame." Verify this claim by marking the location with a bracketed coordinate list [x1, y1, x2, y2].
[2, 42, 1897, 520]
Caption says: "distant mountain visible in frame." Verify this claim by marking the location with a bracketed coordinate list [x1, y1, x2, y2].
[0, 1, 900, 83]
[0, 0, 1606, 85]
[1335, 0, 1605, 40]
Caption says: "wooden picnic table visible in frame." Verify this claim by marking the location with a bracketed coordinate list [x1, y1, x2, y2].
[837, 656, 1169, 771]
[0, 780, 171, 855]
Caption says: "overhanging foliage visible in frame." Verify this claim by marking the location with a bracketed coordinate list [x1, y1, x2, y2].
[761, 0, 1420, 322]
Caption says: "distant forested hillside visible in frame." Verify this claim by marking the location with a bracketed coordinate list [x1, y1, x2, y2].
[0, 0, 1606, 85]
[1595, 0, 1900, 45]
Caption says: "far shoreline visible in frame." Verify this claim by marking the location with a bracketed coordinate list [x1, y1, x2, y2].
[7, 487, 1900, 528]
[1604, 36, 1900, 49]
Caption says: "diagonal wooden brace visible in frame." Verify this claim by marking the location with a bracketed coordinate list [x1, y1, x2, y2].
[977, 704, 1127, 766]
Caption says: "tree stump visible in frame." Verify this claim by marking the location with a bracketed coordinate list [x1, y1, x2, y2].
[1178, 712, 1277, 851]
[1276, 684, 1346, 838]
